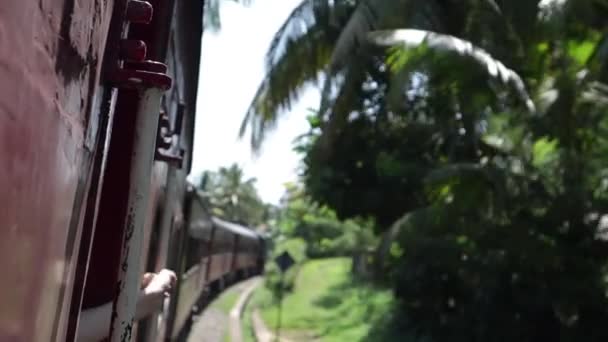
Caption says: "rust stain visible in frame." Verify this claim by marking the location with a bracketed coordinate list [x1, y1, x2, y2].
[125, 208, 136, 243]
[120, 322, 133, 342]
[0, 0, 115, 340]
[109, 279, 122, 340]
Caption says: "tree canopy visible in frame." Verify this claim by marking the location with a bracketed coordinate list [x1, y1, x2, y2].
[242, 1, 608, 341]
[198, 163, 267, 226]
[203, 0, 253, 32]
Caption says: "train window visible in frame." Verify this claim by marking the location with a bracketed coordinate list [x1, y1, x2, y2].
[185, 237, 202, 270]
[213, 229, 227, 254]
[188, 198, 213, 243]
[243, 238, 252, 254]
[215, 228, 235, 254]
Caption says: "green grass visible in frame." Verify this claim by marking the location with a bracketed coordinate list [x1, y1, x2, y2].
[209, 285, 241, 315]
[254, 258, 402, 342]
[242, 295, 256, 342]
[208, 285, 241, 342]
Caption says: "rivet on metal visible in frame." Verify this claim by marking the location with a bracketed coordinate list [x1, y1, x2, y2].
[126, 0, 154, 24]
[119, 40, 147, 62]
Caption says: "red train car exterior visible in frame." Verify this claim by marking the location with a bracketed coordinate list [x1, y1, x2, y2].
[1, 1, 267, 341]
[1, 1, 119, 341]
[2, 0, 187, 341]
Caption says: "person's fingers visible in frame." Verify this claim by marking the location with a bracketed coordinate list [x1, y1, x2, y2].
[141, 273, 156, 289]
[157, 269, 177, 290]
[135, 288, 164, 320]
[163, 269, 177, 287]
[135, 269, 177, 319]
[145, 269, 176, 294]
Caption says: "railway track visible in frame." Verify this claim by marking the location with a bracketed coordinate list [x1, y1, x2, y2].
[188, 278, 261, 342]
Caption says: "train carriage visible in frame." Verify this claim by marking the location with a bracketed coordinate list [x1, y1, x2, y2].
[168, 188, 266, 341]
[216, 217, 263, 279]
[0, 0, 266, 341]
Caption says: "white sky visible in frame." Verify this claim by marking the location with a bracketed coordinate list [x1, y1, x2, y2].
[190, 0, 319, 205]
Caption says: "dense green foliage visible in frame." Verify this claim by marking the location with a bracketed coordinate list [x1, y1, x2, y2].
[198, 163, 267, 226]
[262, 183, 376, 300]
[277, 183, 377, 257]
[242, 0, 608, 341]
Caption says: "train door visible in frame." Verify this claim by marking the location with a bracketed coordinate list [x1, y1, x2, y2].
[66, 0, 175, 340]
[202, 225, 217, 291]
[229, 235, 240, 283]
[163, 197, 190, 342]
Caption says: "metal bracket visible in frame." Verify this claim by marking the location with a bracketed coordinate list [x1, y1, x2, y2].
[108, 61, 172, 91]
[154, 109, 185, 168]
[156, 111, 173, 150]
[155, 148, 185, 168]
[104, 2, 175, 340]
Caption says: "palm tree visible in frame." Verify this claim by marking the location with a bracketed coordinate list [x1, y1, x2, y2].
[237, 1, 608, 339]
[240, 0, 544, 150]
[204, 0, 253, 32]
[199, 163, 266, 225]
[240, 0, 608, 291]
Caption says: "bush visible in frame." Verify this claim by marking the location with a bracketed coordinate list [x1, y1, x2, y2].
[275, 184, 378, 260]
[390, 203, 608, 342]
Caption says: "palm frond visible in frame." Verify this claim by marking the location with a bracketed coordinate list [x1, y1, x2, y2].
[316, 60, 367, 160]
[317, 1, 399, 120]
[265, 0, 326, 69]
[318, 0, 454, 123]
[368, 29, 536, 113]
[204, 0, 253, 32]
[376, 205, 438, 267]
[328, 1, 377, 71]
[328, 0, 453, 74]
[240, 19, 335, 151]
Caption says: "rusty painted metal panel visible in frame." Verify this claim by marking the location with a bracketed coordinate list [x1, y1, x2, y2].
[109, 86, 169, 342]
[0, 0, 115, 341]
[0, 0, 207, 341]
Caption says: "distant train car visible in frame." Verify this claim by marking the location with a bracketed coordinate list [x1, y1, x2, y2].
[167, 187, 266, 341]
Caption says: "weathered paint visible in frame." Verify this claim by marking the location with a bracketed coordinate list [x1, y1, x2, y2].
[0, 0, 115, 341]
[110, 87, 168, 342]
[0, 0, 209, 340]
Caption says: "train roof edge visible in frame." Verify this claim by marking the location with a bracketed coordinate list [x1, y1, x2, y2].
[186, 182, 262, 240]
[211, 217, 259, 239]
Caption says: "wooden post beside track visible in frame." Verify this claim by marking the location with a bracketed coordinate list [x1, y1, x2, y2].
[273, 251, 295, 342]
[275, 272, 284, 342]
